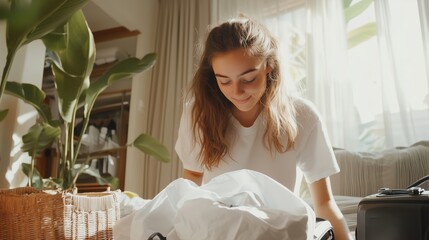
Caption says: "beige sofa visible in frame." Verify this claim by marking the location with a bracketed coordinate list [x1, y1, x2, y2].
[331, 140, 429, 197]
[329, 140, 429, 234]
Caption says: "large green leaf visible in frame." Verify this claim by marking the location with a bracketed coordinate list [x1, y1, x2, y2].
[133, 133, 170, 163]
[5, 81, 52, 122]
[21, 122, 60, 157]
[344, 0, 373, 23]
[347, 22, 376, 49]
[21, 162, 43, 189]
[1, 0, 89, 119]
[84, 53, 156, 118]
[6, 0, 89, 53]
[45, 10, 95, 122]
[42, 25, 68, 51]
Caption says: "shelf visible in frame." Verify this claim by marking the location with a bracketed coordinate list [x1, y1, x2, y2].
[93, 26, 140, 43]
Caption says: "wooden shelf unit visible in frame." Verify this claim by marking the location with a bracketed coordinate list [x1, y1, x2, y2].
[38, 26, 139, 192]
[93, 26, 140, 43]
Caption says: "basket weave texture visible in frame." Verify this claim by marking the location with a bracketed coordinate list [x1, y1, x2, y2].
[64, 191, 120, 240]
[0, 187, 120, 240]
[0, 187, 64, 240]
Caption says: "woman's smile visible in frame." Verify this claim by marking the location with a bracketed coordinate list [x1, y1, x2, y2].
[234, 96, 251, 104]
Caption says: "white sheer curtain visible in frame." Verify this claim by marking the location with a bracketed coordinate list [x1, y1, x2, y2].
[130, 0, 211, 198]
[306, 0, 360, 150]
[212, 0, 429, 151]
[353, 0, 429, 150]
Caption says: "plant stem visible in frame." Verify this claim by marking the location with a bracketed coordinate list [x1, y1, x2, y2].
[68, 120, 75, 165]
[69, 98, 80, 166]
[63, 121, 70, 188]
[0, 52, 15, 103]
[72, 111, 91, 166]
[28, 160, 35, 188]
[57, 136, 64, 180]
[72, 93, 100, 168]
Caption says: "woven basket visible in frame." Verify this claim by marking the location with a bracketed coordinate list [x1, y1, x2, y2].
[63, 191, 120, 240]
[0, 187, 64, 240]
[0, 187, 120, 240]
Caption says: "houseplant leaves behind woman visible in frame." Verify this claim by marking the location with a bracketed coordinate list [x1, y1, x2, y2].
[3, 5, 170, 190]
[0, 0, 90, 121]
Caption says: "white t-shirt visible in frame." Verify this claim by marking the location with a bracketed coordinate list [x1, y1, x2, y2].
[175, 97, 340, 192]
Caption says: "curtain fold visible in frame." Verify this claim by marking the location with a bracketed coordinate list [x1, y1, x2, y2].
[139, 0, 211, 198]
[374, 0, 414, 147]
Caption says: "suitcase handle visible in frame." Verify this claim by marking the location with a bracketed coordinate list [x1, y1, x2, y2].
[378, 187, 424, 196]
[377, 175, 428, 197]
[407, 175, 429, 188]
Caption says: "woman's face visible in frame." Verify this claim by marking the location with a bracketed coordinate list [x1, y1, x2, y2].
[212, 48, 271, 119]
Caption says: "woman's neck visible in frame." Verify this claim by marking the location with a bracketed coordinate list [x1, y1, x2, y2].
[232, 104, 262, 127]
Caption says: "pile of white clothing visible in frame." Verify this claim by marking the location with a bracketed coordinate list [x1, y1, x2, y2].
[113, 169, 315, 240]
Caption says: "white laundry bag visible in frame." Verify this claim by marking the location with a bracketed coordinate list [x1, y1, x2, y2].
[114, 169, 315, 240]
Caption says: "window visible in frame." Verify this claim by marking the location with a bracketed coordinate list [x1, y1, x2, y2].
[264, 0, 429, 151]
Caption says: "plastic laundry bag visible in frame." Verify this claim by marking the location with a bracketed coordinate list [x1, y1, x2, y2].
[114, 169, 315, 240]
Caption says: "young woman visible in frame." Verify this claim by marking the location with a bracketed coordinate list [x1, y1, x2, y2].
[175, 17, 352, 240]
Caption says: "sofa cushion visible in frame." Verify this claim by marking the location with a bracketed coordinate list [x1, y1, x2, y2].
[330, 141, 429, 197]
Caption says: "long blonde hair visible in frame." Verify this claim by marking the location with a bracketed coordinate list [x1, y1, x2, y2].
[190, 17, 297, 170]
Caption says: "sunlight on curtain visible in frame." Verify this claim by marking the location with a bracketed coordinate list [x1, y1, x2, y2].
[212, 0, 429, 151]
[352, 0, 429, 150]
[135, 0, 211, 198]
[306, 0, 360, 150]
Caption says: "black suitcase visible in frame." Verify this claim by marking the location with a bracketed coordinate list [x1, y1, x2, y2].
[356, 176, 429, 240]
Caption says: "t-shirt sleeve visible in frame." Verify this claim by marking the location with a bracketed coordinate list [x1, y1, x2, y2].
[175, 102, 204, 173]
[295, 100, 340, 183]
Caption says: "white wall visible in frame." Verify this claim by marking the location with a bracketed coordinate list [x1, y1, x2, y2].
[0, 21, 46, 188]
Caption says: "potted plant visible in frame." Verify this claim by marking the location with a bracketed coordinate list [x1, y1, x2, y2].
[1, 1, 169, 239]
[1, 0, 170, 190]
